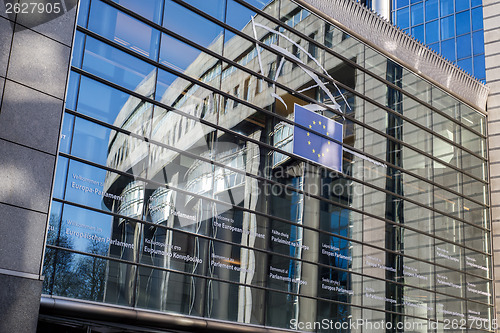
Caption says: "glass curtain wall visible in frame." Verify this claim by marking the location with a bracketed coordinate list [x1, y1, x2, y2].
[42, 0, 492, 331]
[392, 0, 486, 81]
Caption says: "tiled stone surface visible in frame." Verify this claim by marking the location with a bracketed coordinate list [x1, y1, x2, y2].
[0, 139, 55, 213]
[16, 0, 78, 46]
[0, 16, 13, 78]
[0, 274, 42, 333]
[0, 203, 46, 274]
[0, 76, 4, 104]
[7, 24, 71, 99]
[0, 1, 78, 332]
[0, 80, 63, 154]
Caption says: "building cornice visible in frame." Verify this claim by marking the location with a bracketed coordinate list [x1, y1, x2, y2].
[296, 0, 489, 113]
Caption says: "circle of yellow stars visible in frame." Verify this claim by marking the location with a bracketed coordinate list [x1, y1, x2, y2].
[306, 120, 332, 158]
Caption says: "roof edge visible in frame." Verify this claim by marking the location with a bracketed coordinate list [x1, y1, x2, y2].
[295, 0, 489, 113]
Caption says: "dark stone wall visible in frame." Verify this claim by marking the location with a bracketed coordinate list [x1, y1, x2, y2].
[0, 1, 78, 332]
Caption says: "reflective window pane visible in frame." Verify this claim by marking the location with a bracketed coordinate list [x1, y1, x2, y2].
[397, 7, 410, 28]
[411, 2, 423, 25]
[456, 10, 471, 36]
[111, 0, 164, 24]
[426, 20, 439, 43]
[457, 34, 472, 59]
[163, 0, 224, 53]
[425, 0, 439, 20]
[440, 0, 454, 16]
[182, 0, 226, 21]
[82, 36, 156, 94]
[440, 15, 455, 40]
[89, 0, 160, 60]
[471, 6, 484, 31]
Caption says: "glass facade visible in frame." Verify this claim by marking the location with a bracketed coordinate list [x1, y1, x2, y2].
[392, 0, 486, 81]
[42, 0, 492, 331]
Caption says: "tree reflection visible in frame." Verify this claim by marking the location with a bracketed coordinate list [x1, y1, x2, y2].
[42, 213, 107, 302]
[42, 213, 79, 296]
[76, 240, 107, 301]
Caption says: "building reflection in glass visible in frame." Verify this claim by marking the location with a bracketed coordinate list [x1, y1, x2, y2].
[44, 0, 494, 330]
[94, 0, 360, 325]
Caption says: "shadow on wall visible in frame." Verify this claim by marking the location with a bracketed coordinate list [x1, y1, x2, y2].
[3, 0, 77, 29]
[0, 98, 60, 329]
[0, 201, 46, 332]
[0, 272, 44, 332]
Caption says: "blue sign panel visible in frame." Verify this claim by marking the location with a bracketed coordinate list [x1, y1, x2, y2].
[293, 104, 343, 172]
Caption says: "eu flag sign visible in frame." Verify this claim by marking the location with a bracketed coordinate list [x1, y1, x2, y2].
[293, 104, 343, 172]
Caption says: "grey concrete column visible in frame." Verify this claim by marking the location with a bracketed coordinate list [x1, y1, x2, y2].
[484, 0, 500, 325]
[0, 0, 78, 332]
[298, 164, 320, 328]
